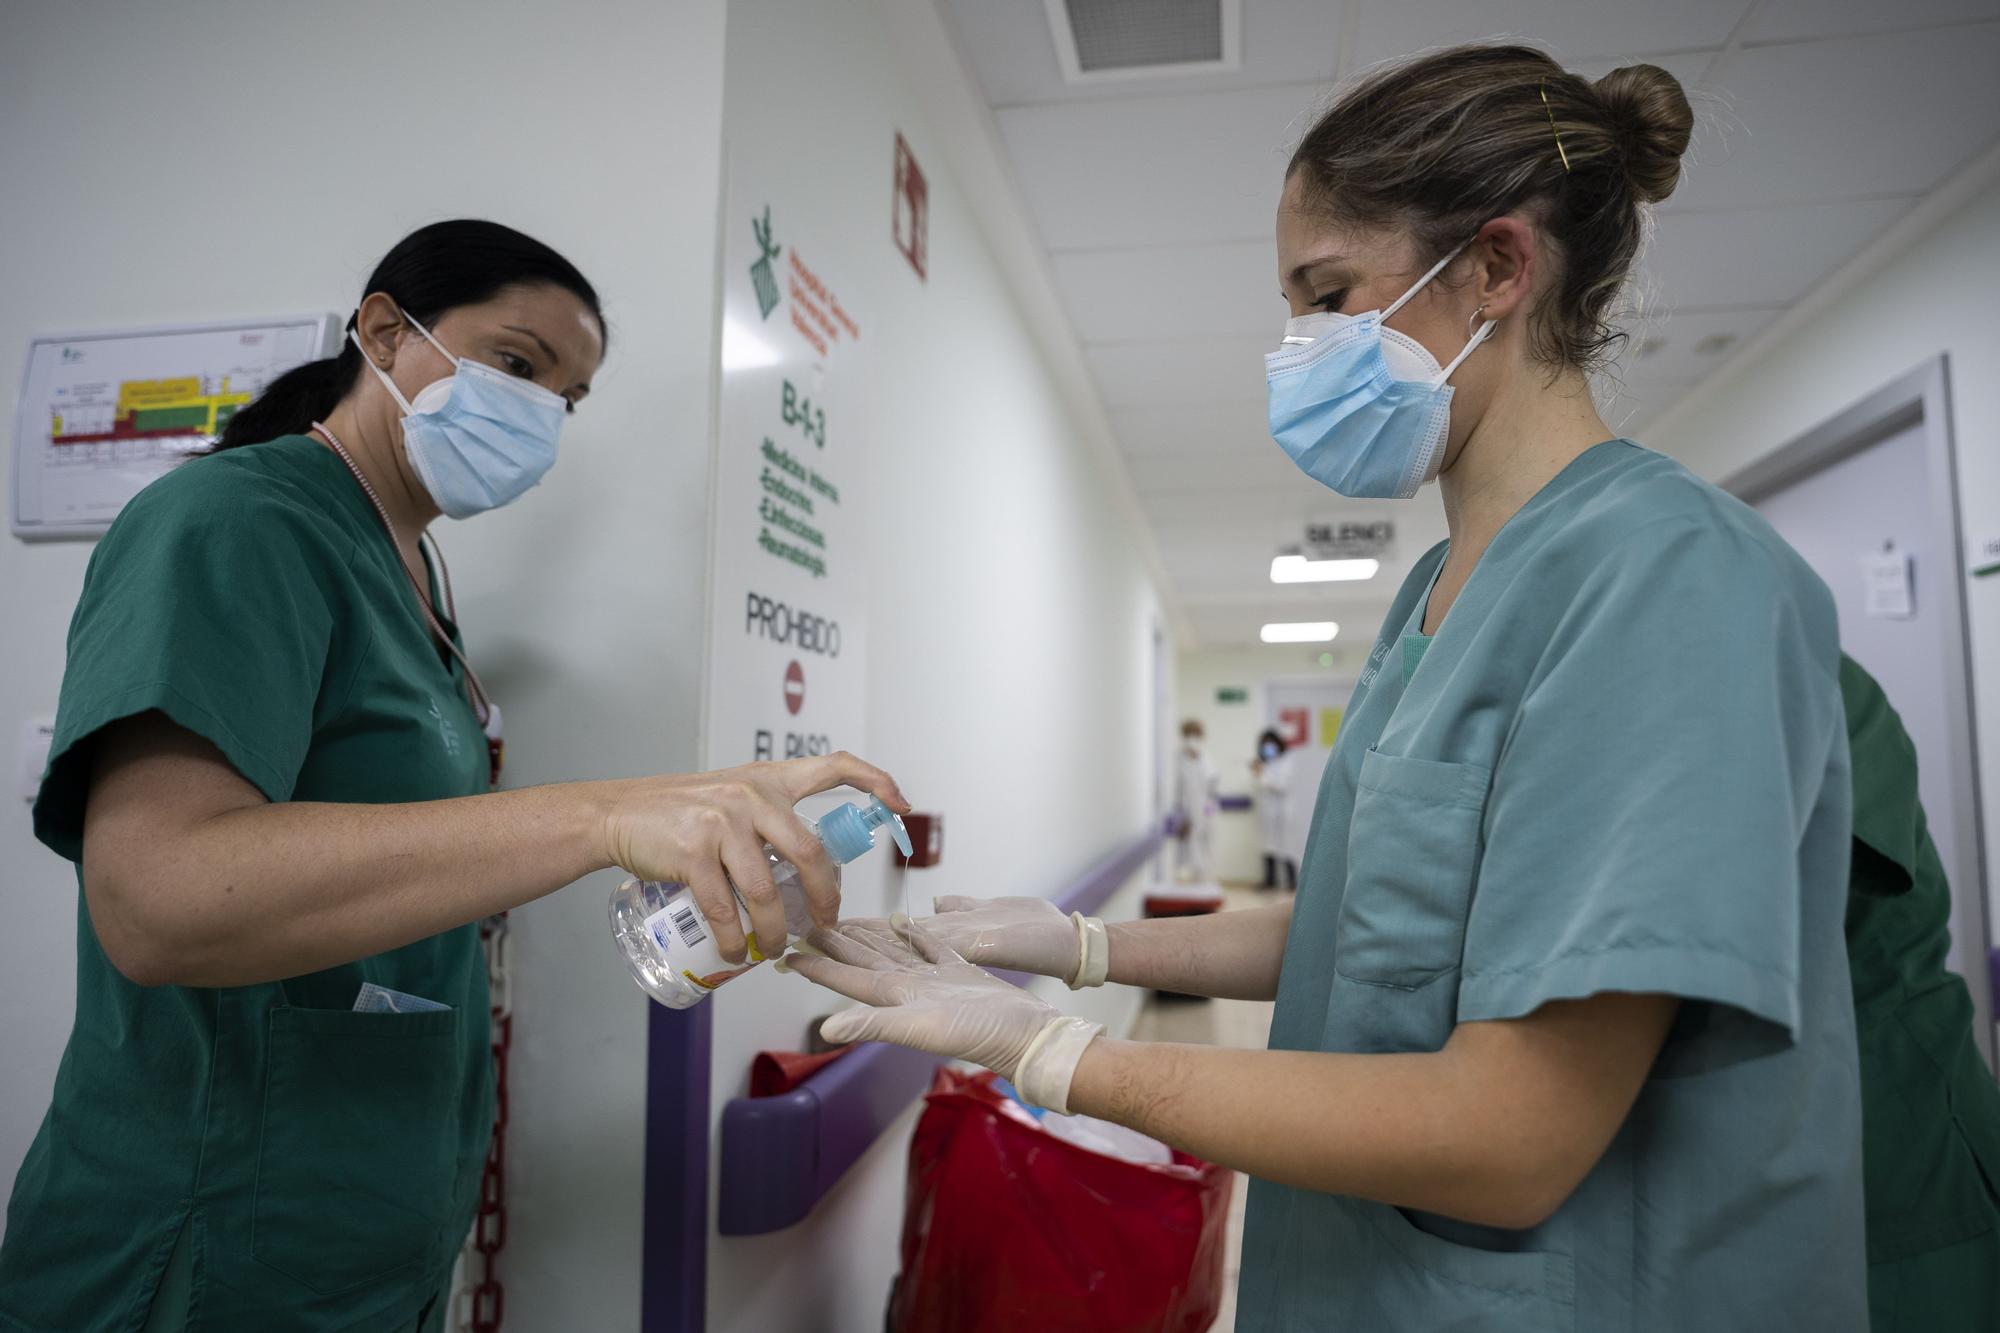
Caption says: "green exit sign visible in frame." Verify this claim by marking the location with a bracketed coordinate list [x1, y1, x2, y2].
[1216, 687, 1248, 705]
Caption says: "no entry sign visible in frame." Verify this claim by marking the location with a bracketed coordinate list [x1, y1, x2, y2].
[783, 660, 806, 715]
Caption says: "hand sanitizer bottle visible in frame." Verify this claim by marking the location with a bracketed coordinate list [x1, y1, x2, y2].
[607, 795, 911, 1008]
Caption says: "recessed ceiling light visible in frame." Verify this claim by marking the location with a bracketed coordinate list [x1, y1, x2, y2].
[1261, 621, 1338, 643]
[1271, 554, 1378, 583]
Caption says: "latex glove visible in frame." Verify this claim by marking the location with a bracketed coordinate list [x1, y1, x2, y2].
[782, 919, 1104, 1113]
[841, 897, 1109, 988]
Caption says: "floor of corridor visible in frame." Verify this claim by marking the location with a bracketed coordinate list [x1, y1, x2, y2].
[1126, 884, 1282, 1333]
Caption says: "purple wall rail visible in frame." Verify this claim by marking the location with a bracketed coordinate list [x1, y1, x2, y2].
[641, 1001, 710, 1333]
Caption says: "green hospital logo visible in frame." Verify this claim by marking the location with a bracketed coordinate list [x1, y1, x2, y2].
[750, 206, 783, 320]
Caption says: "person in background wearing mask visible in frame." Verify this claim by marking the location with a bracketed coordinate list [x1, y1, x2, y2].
[1251, 728, 1297, 892]
[1171, 720, 1219, 884]
[791, 45, 1869, 1330]
[0, 220, 906, 1333]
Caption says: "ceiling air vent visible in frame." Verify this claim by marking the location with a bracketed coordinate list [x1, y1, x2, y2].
[1045, 0, 1242, 84]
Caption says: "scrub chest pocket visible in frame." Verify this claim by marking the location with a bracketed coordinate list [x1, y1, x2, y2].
[1365, 1201, 1575, 1330]
[1335, 748, 1492, 990]
[253, 1005, 463, 1294]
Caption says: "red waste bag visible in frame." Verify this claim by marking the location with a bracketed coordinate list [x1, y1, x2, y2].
[890, 1067, 1234, 1333]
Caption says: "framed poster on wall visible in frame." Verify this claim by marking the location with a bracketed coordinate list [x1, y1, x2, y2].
[11, 314, 340, 541]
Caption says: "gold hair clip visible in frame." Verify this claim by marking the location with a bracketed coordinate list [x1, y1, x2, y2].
[1540, 79, 1572, 174]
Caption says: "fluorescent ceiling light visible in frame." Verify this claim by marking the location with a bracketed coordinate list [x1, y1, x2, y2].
[1270, 555, 1379, 584]
[1261, 621, 1338, 643]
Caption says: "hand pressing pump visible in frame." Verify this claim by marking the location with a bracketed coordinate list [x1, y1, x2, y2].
[609, 796, 910, 1008]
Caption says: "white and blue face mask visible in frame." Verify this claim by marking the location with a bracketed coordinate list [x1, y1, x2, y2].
[1265, 245, 1496, 499]
[355, 310, 567, 519]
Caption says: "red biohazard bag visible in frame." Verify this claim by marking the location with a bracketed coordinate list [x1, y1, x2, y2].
[889, 1067, 1233, 1333]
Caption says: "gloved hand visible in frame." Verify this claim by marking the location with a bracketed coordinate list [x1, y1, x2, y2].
[838, 896, 1110, 989]
[781, 918, 1104, 1113]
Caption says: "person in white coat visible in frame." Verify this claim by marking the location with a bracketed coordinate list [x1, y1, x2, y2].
[1172, 719, 1218, 883]
[1252, 728, 1298, 891]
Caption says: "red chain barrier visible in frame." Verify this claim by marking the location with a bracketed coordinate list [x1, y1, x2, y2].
[459, 914, 511, 1333]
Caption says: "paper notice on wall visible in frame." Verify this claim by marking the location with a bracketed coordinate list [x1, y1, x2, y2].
[1862, 549, 1915, 619]
[12, 316, 339, 540]
[1970, 530, 2000, 579]
[706, 164, 869, 772]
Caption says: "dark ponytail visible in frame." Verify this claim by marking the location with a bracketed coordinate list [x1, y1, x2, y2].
[209, 218, 606, 451]
[211, 346, 361, 451]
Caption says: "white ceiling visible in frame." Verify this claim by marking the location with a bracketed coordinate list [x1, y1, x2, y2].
[941, 0, 2000, 649]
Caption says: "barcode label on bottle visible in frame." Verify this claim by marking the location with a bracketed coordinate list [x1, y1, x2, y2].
[645, 900, 709, 952]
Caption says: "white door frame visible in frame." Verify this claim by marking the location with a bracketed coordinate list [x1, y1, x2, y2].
[1723, 353, 1993, 1067]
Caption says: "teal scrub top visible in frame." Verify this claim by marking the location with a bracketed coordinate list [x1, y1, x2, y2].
[1237, 440, 1867, 1331]
[1, 436, 495, 1333]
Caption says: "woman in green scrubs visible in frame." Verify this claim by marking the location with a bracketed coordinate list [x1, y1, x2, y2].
[0, 220, 906, 1333]
[789, 45, 1872, 1330]
[1841, 656, 2000, 1331]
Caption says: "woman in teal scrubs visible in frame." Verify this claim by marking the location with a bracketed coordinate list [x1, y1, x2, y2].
[791, 45, 1868, 1330]
[0, 220, 906, 1333]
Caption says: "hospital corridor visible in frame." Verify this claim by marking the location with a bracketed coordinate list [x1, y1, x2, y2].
[3, 1, 2000, 1331]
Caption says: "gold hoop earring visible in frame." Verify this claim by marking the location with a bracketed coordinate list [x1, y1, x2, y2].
[1466, 304, 1489, 339]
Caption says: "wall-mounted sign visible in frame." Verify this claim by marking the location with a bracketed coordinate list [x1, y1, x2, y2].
[1304, 518, 1394, 561]
[12, 314, 340, 540]
[1862, 547, 1915, 619]
[710, 171, 869, 771]
[1320, 706, 1344, 749]
[1970, 529, 2000, 579]
[1215, 687, 1248, 705]
[892, 132, 928, 282]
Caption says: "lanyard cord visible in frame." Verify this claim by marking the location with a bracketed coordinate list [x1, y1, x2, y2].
[309, 421, 495, 730]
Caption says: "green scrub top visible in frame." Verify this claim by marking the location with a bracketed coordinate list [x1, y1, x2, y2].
[1237, 440, 1867, 1331]
[1, 436, 495, 1333]
[1839, 656, 2000, 1331]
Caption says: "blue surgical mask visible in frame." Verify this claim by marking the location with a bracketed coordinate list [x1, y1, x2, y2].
[1265, 245, 1496, 499]
[355, 311, 567, 519]
[1260, 742, 1280, 760]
